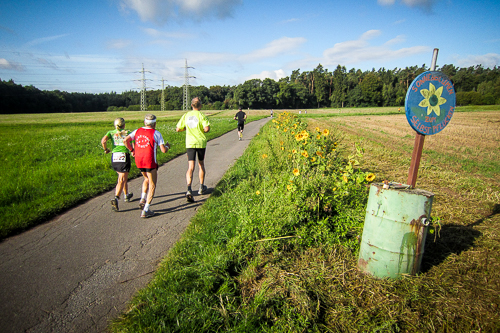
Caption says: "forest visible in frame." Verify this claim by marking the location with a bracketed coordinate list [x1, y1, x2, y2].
[1, 63, 499, 114]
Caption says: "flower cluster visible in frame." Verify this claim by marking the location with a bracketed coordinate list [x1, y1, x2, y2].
[266, 112, 376, 218]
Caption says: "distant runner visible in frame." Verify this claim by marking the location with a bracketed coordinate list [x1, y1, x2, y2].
[124, 114, 170, 218]
[176, 97, 211, 202]
[101, 117, 133, 212]
[234, 107, 247, 141]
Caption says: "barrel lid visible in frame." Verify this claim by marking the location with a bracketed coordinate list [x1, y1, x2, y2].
[371, 183, 434, 197]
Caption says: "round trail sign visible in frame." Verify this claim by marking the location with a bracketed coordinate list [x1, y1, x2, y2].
[405, 71, 456, 135]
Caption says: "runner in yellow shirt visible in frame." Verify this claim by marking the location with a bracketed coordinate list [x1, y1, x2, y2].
[176, 97, 211, 202]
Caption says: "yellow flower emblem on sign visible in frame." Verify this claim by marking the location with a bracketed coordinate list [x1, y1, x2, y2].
[419, 83, 447, 116]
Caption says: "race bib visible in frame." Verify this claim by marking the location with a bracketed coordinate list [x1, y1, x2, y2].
[112, 152, 126, 162]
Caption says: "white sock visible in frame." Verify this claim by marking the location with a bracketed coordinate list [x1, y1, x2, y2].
[141, 192, 147, 200]
[144, 203, 150, 211]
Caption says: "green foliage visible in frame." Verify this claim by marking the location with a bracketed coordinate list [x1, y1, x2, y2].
[4, 64, 499, 114]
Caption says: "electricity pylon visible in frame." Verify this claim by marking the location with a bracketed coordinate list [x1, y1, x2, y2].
[135, 63, 151, 112]
[183, 59, 195, 111]
[161, 78, 166, 112]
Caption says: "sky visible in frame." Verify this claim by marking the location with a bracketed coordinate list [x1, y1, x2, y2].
[0, 0, 499, 94]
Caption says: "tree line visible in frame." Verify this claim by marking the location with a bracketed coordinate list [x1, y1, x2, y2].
[1, 63, 499, 114]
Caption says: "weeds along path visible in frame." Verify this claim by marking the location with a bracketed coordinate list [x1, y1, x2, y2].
[0, 117, 270, 333]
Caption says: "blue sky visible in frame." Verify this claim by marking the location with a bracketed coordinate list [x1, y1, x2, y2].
[1, 0, 499, 93]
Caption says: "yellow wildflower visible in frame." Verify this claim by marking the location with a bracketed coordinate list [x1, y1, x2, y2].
[366, 173, 376, 182]
[287, 184, 292, 190]
[293, 168, 300, 176]
[343, 174, 348, 183]
[256, 190, 261, 195]
[262, 154, 268, 159]
[317, 134, 321, 140]
[292, 149, 297, 154]
[316, 151, 323, 157]
[315, 127, 320, 132]
[311, 157, 316, 162]
[301, 151, 309, 158]
[322, 129, 329, 136]
[281, 147, 284, 150]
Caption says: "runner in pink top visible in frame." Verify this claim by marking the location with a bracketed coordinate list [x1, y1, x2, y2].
[125, 114, 170, 218]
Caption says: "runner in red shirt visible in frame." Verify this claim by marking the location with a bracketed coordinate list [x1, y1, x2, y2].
[125, 114, 170, 218]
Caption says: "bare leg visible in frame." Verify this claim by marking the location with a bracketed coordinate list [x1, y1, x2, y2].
[141, 172, 150, 199]
[115, 172, 126, 197]
[186, 160, 196, 187]
[123, 172, 129, 195]
[198, 160, 206, 185]
[143, 170, 157, 204]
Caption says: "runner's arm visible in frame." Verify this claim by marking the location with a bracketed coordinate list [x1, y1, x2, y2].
[159, 143, 169, 153]
[124, 135, 134, 152]
[204, 125, 210, 133]
[101, 135, 110, 154]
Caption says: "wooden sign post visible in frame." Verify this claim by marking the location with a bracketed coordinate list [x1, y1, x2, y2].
[405, 48, 456, 187]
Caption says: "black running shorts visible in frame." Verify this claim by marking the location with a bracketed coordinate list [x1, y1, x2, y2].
[187, 148, 206, 161]
[237, 122, 245, 131]
[111, 152, 131, 173]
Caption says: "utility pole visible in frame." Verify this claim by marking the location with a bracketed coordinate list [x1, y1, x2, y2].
[183, 59, 195, 111]
[161, 78, 166, 112]
[135, 63, 151, 112]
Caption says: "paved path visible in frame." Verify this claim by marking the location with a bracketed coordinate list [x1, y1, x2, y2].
[0, 117, 269, 333]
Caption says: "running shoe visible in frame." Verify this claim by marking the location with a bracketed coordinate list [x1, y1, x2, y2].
[198, 185, 207, 195]
[186, 190, 195, 203]
[141, 209, 155, 218]
[238, 137, 241, 141]
[111, 197, 119, 212]
[124, 193, 134, 202]
[139, 199, 146, 209]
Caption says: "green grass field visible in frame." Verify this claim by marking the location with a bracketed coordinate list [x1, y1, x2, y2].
[0, 111, 266, 239]
[1, 106, 499, 332]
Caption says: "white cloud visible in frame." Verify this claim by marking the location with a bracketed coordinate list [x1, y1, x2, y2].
[23, 34, 70, 48]
[107, 39, 133, 49]
[0, 58, 25, 71]
[246, 69, 287, 82]
[378, 0, 396, 4]
[140, 27, 193, 39]
[452, 53, 500, 68]
[385, 35, 406, 45]
[378, 0, 438, 11]
[239, 37, 307, 63]
[120, 0, 242, 24]
[322, 30, 429, 66]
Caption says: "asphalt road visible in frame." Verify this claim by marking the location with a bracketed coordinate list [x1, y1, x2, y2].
[0, 117, 269, 333]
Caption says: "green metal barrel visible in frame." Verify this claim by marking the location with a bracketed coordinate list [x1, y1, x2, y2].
[358, 183, 434, 279]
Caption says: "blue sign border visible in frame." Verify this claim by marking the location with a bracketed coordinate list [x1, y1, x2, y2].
[405, 71, 456, 135]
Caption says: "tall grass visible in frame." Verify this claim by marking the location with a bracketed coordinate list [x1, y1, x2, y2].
[0, 115, 263, 239]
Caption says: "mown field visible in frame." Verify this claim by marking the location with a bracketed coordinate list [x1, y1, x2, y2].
[110, 107, 500, 332]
